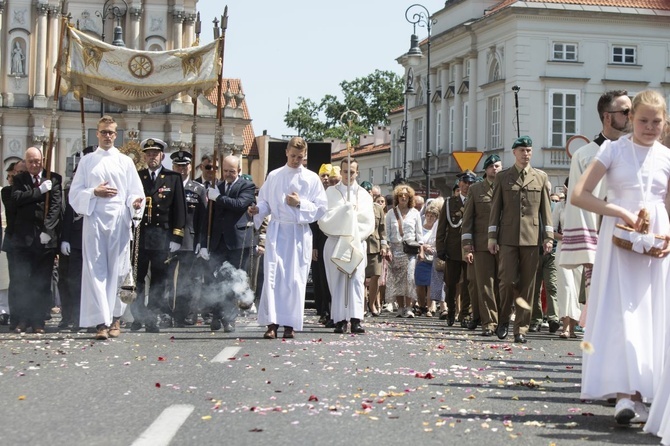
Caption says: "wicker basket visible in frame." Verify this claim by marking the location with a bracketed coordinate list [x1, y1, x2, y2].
[611, 209, 666, 257]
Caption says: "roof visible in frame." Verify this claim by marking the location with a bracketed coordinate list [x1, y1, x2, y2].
[332, 142, 391, 161]
[204, 78, 258, 158]
[487, 0, 670, 13]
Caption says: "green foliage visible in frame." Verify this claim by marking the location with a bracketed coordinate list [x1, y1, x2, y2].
[284, 69, 403, 143]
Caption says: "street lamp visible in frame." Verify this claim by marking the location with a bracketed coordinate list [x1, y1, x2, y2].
[405, 3, 433, 202]
[96, 0, 127, 116]
[398, 67, 416, 181]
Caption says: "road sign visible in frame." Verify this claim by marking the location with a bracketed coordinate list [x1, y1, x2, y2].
[452, 151, 484, 172]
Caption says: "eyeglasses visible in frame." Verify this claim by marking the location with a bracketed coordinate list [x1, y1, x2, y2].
[203, 165, 214, 170]
[607, 109, 630, 116]
[98, 130, 116, 136]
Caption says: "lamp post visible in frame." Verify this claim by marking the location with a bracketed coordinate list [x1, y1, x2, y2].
[398, 67, 415, 181]
[96, 0, 127, 116]
[405, 3, 433, 202]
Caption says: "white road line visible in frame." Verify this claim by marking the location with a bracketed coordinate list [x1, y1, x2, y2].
[131, 404, 194, 446]
[211, 346, 241, 363]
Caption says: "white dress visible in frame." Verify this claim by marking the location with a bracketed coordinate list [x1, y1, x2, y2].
[253, 164, 328, 331]
[580, 136, 670, 401]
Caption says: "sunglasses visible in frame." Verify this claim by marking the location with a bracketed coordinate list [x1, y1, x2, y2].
[203, 165, 214, 170]
[607, 108, 630, 116]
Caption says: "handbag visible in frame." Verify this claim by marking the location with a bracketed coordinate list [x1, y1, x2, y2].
[118, 222, 141, 304]
[434, 258, 446, 272]
[393, 207, 421, 256]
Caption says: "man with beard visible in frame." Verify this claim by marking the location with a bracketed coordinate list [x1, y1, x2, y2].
[131, 138, 186, 333]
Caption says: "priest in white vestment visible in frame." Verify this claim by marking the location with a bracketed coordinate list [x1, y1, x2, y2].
[249, 137, 327, 339]
[319, 159, 374, 334]
[69, 116, 145, 340]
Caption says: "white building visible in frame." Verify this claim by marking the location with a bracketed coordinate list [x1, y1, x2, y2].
[390, 0, 670, 195]
[0, 0, 256, 185]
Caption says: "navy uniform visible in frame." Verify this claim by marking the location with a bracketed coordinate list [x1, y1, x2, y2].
[131, 138, 186, 332]
[436, 170, 476, 327]
[169, 150, 207, 326]
[487, 136, 554, 344]
[462, 155, 501, 336]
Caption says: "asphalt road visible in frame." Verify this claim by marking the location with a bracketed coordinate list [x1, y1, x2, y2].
[0, 310, 659, 446]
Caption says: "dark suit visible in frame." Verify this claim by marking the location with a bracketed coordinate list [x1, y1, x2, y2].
[132, 167, 186, 326]
[10, 170, 63, 329]
[488, 166, 553, 335]
[462, 179, 500, 331]
[200, 176, 256, 324]
[172, 179, 207, 323]
[436, 195, 470, 322]
[1, 186, 18, 325]
[59, 202, 84, 327]
[310, 221, 331, 319]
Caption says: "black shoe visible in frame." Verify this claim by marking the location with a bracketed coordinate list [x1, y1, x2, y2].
[223, 321, 235, 333]
[183, 315, 196, 326]
[467, 318, 480, 331]
[496, 322, 509, 340]
[324, 319, 336, 329]
[528, 323, 541, 333]
[159, 314, 173, 328]
[334, 320, 347, 334]
[0, 314, 9, 326]
[145, 323, 160, 333]
[514, 334, 527, 344]
[173, 320, 186, 328]
[350, 319, 365, 334]
[318, 315, 328, 325]
[210, 318, 222, 331]
[481, 329, 494, 337]
[130, 321, 142, 331]
[58, 319, 71, 329]
[548, 320, 561, 334]
[447, 315, 455, 327]
[71, 326, 82, 332]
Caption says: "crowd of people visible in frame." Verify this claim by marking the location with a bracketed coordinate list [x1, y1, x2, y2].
[2, 89, 670, 443]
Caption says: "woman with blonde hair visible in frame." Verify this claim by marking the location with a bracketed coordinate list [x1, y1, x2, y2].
[384, 184, 422, 317]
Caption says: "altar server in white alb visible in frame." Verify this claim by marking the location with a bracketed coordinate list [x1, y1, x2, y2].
[248, 137, 327, 340]
[319, 158, 375, 334]
[69, 115, 145, 340]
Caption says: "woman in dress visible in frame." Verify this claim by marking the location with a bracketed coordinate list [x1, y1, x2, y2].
[384, 185, 422, 318]
[415, 199, 441, 316]
[572, 89, 670, 426]
[552, 178, 582, 339]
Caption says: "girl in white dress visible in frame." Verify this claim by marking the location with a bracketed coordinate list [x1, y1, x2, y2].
[572, 90, 670, 426]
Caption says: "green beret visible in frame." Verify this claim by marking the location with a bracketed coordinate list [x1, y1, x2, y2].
[483, 154, 501, 169]
[512, 135, 532, 149]
[360, 181, 373, 191]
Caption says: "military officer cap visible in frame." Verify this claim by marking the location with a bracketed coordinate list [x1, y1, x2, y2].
[82, 145, 97, 155]
[319, 163, 333, 176]
[6, 161, 17, 172]
[457, 169, 477, 184]
[360, 181, 373, 192]
[483, 154, 501, 169]
[140, 138, 167, 152]
[170, 150, 192, 165]
[512, 135, 533, 149]
[453, 179, 460, 191]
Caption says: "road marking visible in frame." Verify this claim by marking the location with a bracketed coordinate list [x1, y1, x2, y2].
[211, 346, 241, 363]
[131, 404, 194, 446]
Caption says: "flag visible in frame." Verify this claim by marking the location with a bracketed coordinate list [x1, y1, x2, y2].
[60, 25, 221, 107]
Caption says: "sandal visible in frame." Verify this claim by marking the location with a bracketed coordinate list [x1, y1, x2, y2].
[264, 324, 279, 339]
[559, 330, 570, 339]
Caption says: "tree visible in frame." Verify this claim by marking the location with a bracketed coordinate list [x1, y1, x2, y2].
[284, 69, 403, 142]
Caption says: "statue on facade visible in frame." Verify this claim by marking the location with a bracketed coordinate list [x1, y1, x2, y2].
[11, 42, 25, 76]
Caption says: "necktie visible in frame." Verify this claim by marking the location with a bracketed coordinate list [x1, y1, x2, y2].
[204, 181, 210, 189]
[225, 182, 232, 194]
[151, 171, 156, 182]
[33, 175, 40, 187]
[519, 170, 525, 182]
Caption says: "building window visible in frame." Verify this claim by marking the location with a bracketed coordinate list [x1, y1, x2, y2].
[489, 59, 500, 82]
[462, 102, 469, 149]
[549, 89, 580, 148]
[612, 46, 636, 64]
[449, 106, 455, 152]
[464, 59, 471, 79]
[369, 168, 374, 184]
[414, 117, 424, 159]
[552, 42, 577, 61]
[488, 95, 501, 149]
[383, 166, 388, 184]
[435, 110, 442, 154]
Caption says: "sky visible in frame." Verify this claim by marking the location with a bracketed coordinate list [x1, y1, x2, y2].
[196, 0, 445, 139]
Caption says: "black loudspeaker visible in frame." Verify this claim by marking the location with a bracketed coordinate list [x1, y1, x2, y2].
[266, 141, 332, 176]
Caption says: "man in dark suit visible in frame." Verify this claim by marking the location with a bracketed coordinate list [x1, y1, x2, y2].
[436, 170, 476, 327]
[488, 136, 554, 344]
[10, 147, 62, 333]
[131, 138, 186, 333]
[169, 150, 207, 327]
[462, 155, 502, 336]
[194, 154, 221, 189]
[198, 155, 256, 332]
[59, 178, 84, 331]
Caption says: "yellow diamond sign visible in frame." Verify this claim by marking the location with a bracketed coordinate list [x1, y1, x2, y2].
[452, 152, 484, 172]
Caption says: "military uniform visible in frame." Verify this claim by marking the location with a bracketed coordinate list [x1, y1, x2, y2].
[131, 138, 186, 331]
[462, 176, 500, 334]
[488, 138, 553, 341]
